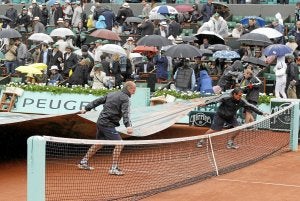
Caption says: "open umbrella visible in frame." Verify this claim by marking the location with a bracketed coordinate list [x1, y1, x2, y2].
[242, 57, 268, 67]
[0, 15, 12, 21]
[165, 44, 202, 58]
[133, 46, 158, 53]
[129, 53, 144, 64]
[175, 5, 194, 13]
[199, 49, 213, 56]
[240, 16, 266, 27]
[238, 33, 272, 46]
[50, 28, 74, 37]
[150, 5, 178, 15]
[125, 17, 143, 24]
[208, 44, 231, 52]
[100, 44, 127, 56]
[28, 63, 48, 70]
[0, 29, 21, 38]
[250, 28, 283, 39]
[137, 35, 173, 47]
[263, 44, 293, 57]
[195, 30, 225, 45]
[213, 50, 240, 59]
[28, 33, 53, 43]
[15, 66, 42, 75]
[90, 29, 121, 41]
[149, 13, 167, 21]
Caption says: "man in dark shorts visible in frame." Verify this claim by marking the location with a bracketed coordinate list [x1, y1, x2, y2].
[78, 81, 136, 175]
[197, 87, 267, 149]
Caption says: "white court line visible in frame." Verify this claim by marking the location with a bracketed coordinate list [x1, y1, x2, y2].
[214, 178, 300, 188]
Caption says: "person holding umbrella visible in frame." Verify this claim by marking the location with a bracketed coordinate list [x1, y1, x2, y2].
[274, 56, 287, 99]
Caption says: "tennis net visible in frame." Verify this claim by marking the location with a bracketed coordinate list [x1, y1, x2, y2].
[27, 103, 298, 201]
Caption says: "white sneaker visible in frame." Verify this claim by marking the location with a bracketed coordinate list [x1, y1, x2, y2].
[227, 140, 239, 149]
[196, 139, 205, 148]
[109, 167, 124, 176]
[77, 161, 94, 170]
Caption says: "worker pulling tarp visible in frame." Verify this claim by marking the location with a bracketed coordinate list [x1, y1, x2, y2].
[78, 96, 217, 137]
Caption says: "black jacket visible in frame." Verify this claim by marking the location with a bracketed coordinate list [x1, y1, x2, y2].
[206, 94, 263, 121]
[85, 88, 132, 128]
[240, 76, 262, 104]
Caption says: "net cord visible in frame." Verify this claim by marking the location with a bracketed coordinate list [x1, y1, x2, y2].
[43, 102, 296, 146]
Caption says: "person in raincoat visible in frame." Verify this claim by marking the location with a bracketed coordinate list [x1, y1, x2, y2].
[95, 15, 107, 29]
[274, 56, 287, 98]
[197, 69, 214, 94]
[198, 13, 229, 38]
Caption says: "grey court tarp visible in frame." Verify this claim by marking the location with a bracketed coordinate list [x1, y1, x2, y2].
[78, 96, 214, 137]
[0, 96, 215, 137]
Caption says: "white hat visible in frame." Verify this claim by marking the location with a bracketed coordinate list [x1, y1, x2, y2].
[127, 37, 134, 41]
[50, 65, 59, 70]
[65, 0, 70, 3]
[122, 2, 130, 8]
[33, 16, 40, 21]
[54, 1, 60, 5]
[175, 36, 183, 44]
[160, 21, 168, 27]
[57, 18, 64, 23]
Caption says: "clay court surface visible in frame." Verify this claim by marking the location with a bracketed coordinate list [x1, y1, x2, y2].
[1, 146, 300, 201]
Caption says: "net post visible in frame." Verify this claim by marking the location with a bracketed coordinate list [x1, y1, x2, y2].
[290, 102, 299, 151]
[27, 136, 46, 201]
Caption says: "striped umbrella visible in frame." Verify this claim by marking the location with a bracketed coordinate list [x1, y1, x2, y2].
[150, 5, 178, 15]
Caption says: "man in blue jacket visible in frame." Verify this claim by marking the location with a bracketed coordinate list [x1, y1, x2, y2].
[78, 81, 136, 176]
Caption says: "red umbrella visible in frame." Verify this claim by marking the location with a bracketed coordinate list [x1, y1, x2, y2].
[174, 5, 194, 13]
[89, 29, 121, 41]
[133, 46, 158, 53]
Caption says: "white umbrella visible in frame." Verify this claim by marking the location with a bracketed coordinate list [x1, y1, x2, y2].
[251, 28, 283, 39]
[149, 13, 167, 21]
[129, 53, 143, 59]
[50, 28, 75, 37]
[28, 33, 53, 43]
[129, 53, 144, 64]
[100, 44, 127, 56]
[73, 49, 95, 60]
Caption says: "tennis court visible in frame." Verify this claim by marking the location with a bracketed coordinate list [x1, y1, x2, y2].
[1, 145, 300, 201]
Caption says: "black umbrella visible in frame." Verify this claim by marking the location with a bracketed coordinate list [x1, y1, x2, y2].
[0, 15, 12, 22]
[125, 17, 143, 24]
[242, 56, 268, 67]
[0, 29, 21, 38]
[238, 33, 272, 46]
[137, 35, 173, 47]
[195, 30, 225, 45]
[208, 44, 231, 52]
[165, 44, 202, 58]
